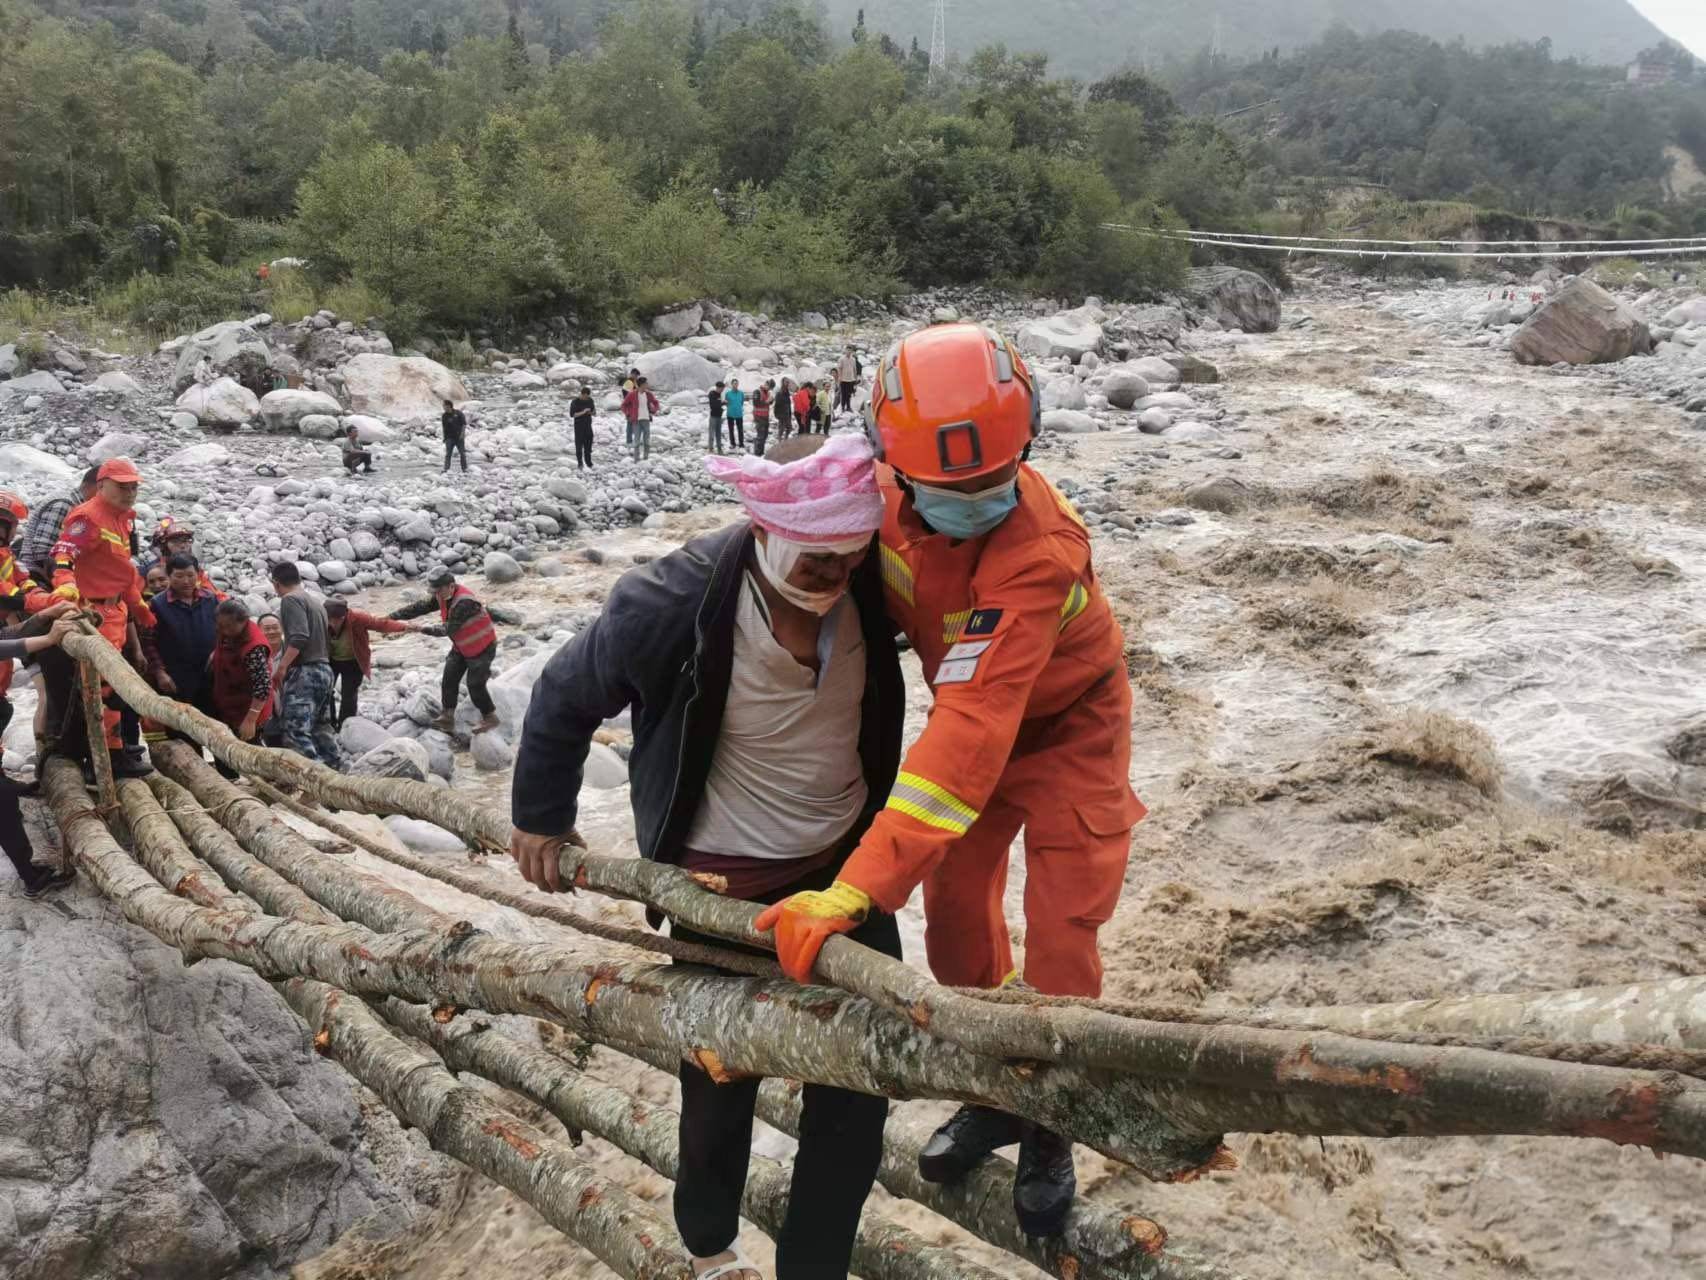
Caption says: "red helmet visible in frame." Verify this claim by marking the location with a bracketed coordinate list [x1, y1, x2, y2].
[0, 490, 26, 528]
[152, 516, 194, 548]
[866, 323, 1039, 484]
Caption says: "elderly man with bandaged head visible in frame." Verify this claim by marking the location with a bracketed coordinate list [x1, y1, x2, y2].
[510, 433, 906, 1280]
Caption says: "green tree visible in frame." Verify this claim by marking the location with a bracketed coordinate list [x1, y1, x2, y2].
[705, 37, 811, 184]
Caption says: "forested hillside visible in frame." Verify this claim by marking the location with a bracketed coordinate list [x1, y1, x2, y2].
[1, 0, 1703, 344]
[819, 0, 1671, 78]
[1172, 29, 1706, 221]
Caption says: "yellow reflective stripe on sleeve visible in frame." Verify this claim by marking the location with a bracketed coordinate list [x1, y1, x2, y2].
[879, 543, 914, 605]
[886, 771, 980, 835]
[1058, 581, 1089, 631]
[941, 609, 972, 644]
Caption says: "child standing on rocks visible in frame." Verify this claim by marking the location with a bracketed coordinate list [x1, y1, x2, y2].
[708, 380, 726, 455]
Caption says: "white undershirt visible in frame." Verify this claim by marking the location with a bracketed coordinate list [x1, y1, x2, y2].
[683, 573, 869, 860]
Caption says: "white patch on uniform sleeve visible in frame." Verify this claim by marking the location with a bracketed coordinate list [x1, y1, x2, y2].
[942, 640, 992, 662]
[934, 657, 981, 685]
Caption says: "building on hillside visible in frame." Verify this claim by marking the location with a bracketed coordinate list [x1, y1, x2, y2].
[1627, 56, 1676, 88]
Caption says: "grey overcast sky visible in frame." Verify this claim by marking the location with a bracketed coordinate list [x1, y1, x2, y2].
[1630, 0, 1706, 58]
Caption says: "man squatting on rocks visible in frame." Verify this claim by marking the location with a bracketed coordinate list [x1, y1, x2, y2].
[511, 433, 904, 1280]
[756, 323, 1148, 1237]
[389, 568, 500, 734]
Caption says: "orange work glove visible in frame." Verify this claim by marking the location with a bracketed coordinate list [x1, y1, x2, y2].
[753, 880, 872, 983]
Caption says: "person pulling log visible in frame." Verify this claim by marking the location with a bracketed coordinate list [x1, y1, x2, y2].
[389, 568, 501, 735]
[510, 434, 906, 1280]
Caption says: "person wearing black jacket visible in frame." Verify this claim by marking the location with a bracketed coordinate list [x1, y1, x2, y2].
[569, 385, 596, 469]
[0, 611, 79, 898]
[510, 435, 903, 1280]
[441, 399, 469, 473]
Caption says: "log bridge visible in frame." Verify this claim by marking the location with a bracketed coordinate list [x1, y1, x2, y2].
[42, 627, 1706, 1280]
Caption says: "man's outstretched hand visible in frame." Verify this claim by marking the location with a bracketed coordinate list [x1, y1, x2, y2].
[753, 881, 872, 982]
[510, 827, 587, 893]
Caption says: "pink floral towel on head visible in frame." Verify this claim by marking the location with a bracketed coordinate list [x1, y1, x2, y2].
[705, 434, 884, 546]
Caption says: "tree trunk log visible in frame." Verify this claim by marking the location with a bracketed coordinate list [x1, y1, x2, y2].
[1282, 977, 1706, 1051]
[280, 979, 694, 1280]
[64, 629, 1706, 1162]
[609, 1042, 1209, 1280]
[77, 657, 117, 811]
[382, 1001, 1015, 1280]
[144, 771, 342, 927]
[153, 741, 448, 934]
[47, 758, 693, 1279]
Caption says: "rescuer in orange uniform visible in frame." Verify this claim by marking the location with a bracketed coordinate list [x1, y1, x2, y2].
[756, 323, 1147, 1237]
[0, 490, 71, 737]
[50, 456, 156, 776]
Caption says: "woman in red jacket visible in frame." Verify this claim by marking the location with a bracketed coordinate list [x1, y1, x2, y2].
[325, 598, 411, 725]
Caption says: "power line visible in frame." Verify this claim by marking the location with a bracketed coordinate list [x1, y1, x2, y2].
[929, 0, 947, 76]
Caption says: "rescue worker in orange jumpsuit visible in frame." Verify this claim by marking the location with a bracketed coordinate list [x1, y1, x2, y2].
[139, 516, 223, 598]
[756, 323, 1147, 1238]
[0, 490, 71, 737]
[50, 457, 157, 777]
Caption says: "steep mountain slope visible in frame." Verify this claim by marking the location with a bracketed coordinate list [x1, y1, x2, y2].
[828, 0, 1668, 77]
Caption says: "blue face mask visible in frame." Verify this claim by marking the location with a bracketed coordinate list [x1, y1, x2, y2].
[911, 478, 1019, 540]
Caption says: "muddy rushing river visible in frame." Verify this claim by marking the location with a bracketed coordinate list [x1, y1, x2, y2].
[301, 284, 1706, 1280]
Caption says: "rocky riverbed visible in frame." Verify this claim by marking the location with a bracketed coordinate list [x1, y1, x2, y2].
[3, 266, 1705, 1280]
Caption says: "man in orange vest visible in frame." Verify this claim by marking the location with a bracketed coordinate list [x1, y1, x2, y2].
[49, 456, 157, 776]
[389, 568, 500, 733]
[755, 323, 1147, 1237]
[0, 489, 74, 739]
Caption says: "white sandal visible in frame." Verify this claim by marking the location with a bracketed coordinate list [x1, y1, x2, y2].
[694, 1248, 763, 1280]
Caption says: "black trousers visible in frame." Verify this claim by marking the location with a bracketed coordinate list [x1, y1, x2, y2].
[444, 436, 468, 472]
[753, 418, 770, 458]
[574, 421, 594, 468]
[838, 381, 855, 413]
[776, 410, 793, 440]
[332, 658, 364, 725]
[671, 859, 901, 1276]
[442, 646, 495, 715]
[728, 416, 745, 448]
[0, 781, 46, 891]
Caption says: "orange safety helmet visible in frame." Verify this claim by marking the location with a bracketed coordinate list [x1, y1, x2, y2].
[866, 322, 1040, 484]
[152, 515, 194, 548]
[0, 490, 27, 529]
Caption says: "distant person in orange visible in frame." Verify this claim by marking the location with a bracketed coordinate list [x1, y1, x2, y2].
[50, 456, 157, 777]
[756, 324, 1146, 1238]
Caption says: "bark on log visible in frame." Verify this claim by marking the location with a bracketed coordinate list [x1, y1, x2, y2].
[280, 979, 693, 1280]
[117, 778, 249, 911]
[610, 1041, 1214, 1280]
[77, 657, 117, 811]
[1283, 977, 1706, 1052]
[144, 772, 342, 927]
[245, 777, 780, 980]
[46, 758, 693, 1280]
[153, 740, 448, 934]
[65, 628, 1706, 1161]
[382, 1002, 1013, 1280]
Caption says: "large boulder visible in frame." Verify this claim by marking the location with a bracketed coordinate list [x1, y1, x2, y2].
[1108, 304, 1185, 349]
[634, 346, 720, 393]
[546, 361, 606, 386]
[1017, 311, 1103, 362]
[0, 370, 65, 398]
[1125, 356, 1182, 390]
[0, 342, 16, 378]
[1042, 409, 1099, 435]
[1102, 369, 1153, 410]
[483, 551, 523, 584]
[1185, 266, 1281, 333]
[349, 737, 430, 782]
[651, 303, 704, 341]
[161, 443, 232, 468]
[1661, 298, 1706, 329]
[93, 371, 143, 396]
[0, 443, 76, 495]
[87, 432, 148, 464]
[259, 388, 342, 432]
[176, 377, 260, 426]
[1511, 278, 1653, 367]
[471, 730, 514, 772]
[170, 320, 271, 394]
[0, 888, 409, 1280]
[340, 354, 470, 421]
[1041, 376, 1088, 411]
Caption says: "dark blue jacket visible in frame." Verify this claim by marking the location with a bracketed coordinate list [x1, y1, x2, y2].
[146, 588, 220, 700]
[511, 523, 903, 866]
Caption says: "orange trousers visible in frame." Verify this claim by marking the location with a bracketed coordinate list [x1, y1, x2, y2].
[921, 673, 1144, 998]
[90, 601, 128, 750]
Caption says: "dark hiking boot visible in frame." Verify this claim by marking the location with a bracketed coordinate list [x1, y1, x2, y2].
[23, 866, 76, 900]
[429, 711, 456, 732]
[1013, 1124, 1076, 1238]
[473, 712, 500, 734]
[110, 750, 154, 780]
[917, 1105, 1024, 1184]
